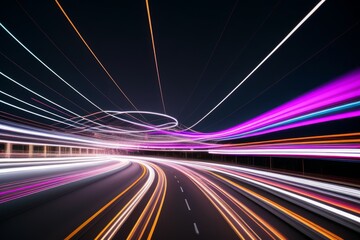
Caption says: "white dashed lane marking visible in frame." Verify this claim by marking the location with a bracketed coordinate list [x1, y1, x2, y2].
[184, 198, 191, 211]
[194, 222, 200, 235]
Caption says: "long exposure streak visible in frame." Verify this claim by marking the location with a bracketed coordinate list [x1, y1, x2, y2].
[1, 1, 359, 239]
[54, 0, 140, 111]
[188, 0, 327, 129]
[145, 0, 167, 113]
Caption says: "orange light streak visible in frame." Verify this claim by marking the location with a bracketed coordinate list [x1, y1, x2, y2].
[55, 0, 139, 111]
[202, 171, 286, 240]
[65, 165, 147, 240]
[145, 0, 166, 113]
[212, 172, 343, 240]
[126, 162, 167, 240]
[228, 132, 360, 147]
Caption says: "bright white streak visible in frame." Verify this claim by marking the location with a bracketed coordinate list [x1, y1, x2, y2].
[0, 72, 84, 120]
[0, 23, 103, 111]
[0, 72, 108, 131]
[0, 72, 177, 134]
[0, 122, 137, 149]
[208, 148, 360, 159]
[188, 0, 326, 129]
[100, 161, 155, 239]
[211, 168, 360, 224]
[124, 155, 360, 198]
[0, 99, 80, 128]
[0, 90, 85, 127]
[0, 24, 179, 133]
[0, 157, 116, 174]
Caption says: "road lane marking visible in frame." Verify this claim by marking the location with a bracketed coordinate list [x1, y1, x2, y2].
[177, 180, 179, 183]
[174, 175, 177, 179]
[194, 222, 199, 235]
[180, 186, 184, 192]
[184, 198, 191, 211]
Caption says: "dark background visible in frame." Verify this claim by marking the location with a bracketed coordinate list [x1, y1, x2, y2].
[1, 0, 360, 134]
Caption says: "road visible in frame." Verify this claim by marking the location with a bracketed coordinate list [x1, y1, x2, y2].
[0, 155, 359, 239]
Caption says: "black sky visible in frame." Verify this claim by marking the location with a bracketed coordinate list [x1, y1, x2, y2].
[1, 0, 360, 133]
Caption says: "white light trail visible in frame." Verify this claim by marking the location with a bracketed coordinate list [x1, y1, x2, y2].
[0, 72, 178, 135]
[0, 89, 83, 128]
[188, 0, 327, 129]
[0, 23, 104, 112]
[0, 99, 80, 128]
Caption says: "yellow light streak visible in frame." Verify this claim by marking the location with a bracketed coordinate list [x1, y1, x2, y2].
[65, 165, 147, 240]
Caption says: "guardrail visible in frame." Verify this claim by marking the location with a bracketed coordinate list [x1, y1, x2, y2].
[0, 142, 106, 158]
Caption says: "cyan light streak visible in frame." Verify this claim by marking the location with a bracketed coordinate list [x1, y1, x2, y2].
[223, 100, 360, 141]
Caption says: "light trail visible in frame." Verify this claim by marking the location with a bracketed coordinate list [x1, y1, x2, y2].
[145, 0, 167, 113]
[0, 157, 130, 204]
[126, 161, 167, 240]
[188, 0, 327, 129]
[0, 155, 358, 238]
[0, 23, 105, 112]
[95, 162, 156, 240]
[54, 0, 140, 111]
[211, 172, 343, 240]
[0, 0, 359, 238]
[0, 121, 140, 149]
[1, 25, 174, 135]
[0, 50, 91, 115]
[228, 132, 360, 147]
[0, 99, 81, 129]
[149, 156, 349, 239]
[0, 72, 177, 136]
[15, 1, 126, 111]
[0, 90, 84, 128]
[64, 163, 147, 240]
[1, 35, 359, 152]
[0, 71, 88, 124]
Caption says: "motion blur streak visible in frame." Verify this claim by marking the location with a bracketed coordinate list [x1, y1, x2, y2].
[95, 162, 155, 240]
[161, 162, 276, 239]
[0, 157, 129, 204]
[64, 164, 147, 240]
[1, 0, 360, 239]
[54, 0, 140, 111]
[145, 0, 167, 113]
[0, 155, 358, 239]
[188, 0, 327, 129]
[211, 173, 342, 240]
[126, 161, 167, 240]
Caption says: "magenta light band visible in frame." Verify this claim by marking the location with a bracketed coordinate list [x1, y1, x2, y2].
[154, 70, 360, 144]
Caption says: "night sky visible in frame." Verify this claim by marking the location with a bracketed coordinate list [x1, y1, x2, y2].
[1, 0, 360, 134]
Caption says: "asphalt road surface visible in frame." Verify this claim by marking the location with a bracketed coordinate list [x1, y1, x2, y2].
[0, 155, 359, 239]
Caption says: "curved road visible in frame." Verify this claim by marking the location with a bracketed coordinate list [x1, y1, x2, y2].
[0, 155, 359, 239]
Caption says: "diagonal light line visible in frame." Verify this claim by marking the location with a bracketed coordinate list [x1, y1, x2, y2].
[188, 0, 327, 130]
[0, 23, 102, 112]
[55, 0, 140, 111]
[145, 0, 167, 113]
